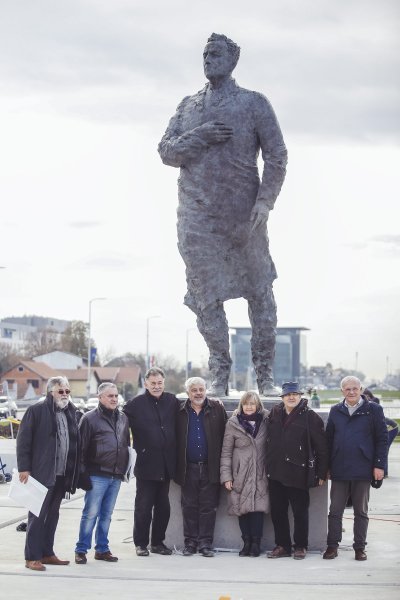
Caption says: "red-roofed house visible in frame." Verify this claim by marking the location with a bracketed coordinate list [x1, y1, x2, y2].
[0, 361, 57, 399]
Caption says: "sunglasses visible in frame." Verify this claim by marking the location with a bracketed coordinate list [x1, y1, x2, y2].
[55, 389, 70, 395]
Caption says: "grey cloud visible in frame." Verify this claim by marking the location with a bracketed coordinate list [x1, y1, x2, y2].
[0, 0, 399, 141]
[346, 234, 400, 255]
[369, 234, 400, 249]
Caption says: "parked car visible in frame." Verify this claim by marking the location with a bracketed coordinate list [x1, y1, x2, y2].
[71, 397, 87, 413]
[86, 397, 98, 411]
[86, 394, 125, 411]
[0, 396, 18, 419]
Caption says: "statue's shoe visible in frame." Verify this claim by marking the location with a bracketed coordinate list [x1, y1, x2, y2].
[206, 386, 228, 398]
[259, 386, 282, 397]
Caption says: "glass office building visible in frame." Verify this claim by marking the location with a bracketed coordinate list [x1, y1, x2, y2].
[230, 327, 309, 391]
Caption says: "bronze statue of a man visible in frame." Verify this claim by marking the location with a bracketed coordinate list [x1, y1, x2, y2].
[158, 33, 287, 396]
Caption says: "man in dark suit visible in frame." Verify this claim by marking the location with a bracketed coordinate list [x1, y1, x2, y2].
[175, 377, 227, 557]
[123, 367, 179, 556]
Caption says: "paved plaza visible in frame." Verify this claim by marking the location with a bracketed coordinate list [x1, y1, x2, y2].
[0, 445, 399, 600]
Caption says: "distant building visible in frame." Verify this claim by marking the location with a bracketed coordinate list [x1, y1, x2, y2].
[33, 350, 86, 370]
[0, 360, 58, 399]
[230, 326, 309, 391]
[1, 315, 70, 332]
[0, 315, 71, 348]
[0, 361, 142, 400]
[0, 321, 37, 347]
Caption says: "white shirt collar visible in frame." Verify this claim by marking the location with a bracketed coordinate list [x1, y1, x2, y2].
[344, 397, 364, 410]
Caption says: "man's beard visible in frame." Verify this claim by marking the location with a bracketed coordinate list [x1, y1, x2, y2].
[54, 397, 69, 410]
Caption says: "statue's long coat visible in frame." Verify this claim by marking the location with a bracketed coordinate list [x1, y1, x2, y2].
[158, 79, 287, 313]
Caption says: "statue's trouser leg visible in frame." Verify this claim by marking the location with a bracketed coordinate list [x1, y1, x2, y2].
[247, 288, 277, 393]
[194, 301, 232, 394]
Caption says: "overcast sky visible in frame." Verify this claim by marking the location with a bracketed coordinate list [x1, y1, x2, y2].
[0, 0, 399, 380]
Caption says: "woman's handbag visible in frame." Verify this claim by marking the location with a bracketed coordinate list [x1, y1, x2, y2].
[305, 410, 319, 488]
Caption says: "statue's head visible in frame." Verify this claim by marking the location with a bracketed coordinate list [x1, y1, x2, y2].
[203, 33, 241, 81]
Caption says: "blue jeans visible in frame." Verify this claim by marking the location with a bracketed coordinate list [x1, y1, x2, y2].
[75, 475, 121, 554]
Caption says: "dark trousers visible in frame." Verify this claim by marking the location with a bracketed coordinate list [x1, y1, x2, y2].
[25, 476, 65, 561]
[269, 479, 310, 551]
[238, 512, 264, 539]
[327, 480, 370, 550]
[181, 463, 220, 550]
[133, 478, 170, 547]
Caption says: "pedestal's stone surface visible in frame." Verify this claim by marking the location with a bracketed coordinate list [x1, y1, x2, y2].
[165, 400, 329, 552]
[166, 480, 327, 552]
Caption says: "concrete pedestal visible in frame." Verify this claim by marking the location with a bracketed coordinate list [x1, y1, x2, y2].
[166, 480, 327, 552]
[165, 395, 328, 552]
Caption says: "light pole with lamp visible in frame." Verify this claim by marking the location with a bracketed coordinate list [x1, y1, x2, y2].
[185, 327, 196, 381]
[86, 297, 106, 400]
[146, 315, 160, 370]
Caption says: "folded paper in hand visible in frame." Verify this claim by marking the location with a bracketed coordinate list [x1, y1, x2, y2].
[8, 469, 48, 517]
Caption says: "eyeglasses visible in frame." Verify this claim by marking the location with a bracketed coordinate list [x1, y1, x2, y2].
[54, 389, 70, 395]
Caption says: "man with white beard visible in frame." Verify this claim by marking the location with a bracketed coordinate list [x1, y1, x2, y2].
[17, 376, 80, 571]
[175, 377, 227, 557]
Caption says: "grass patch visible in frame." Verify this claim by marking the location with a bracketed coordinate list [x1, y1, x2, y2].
[316, 389, 400, 402]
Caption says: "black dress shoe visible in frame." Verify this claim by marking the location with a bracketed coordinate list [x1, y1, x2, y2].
[75, 552, 87, 565]
[267, 545, 291, 558]
[182, 546, 196, 556]
[150, 543, 172, 555]
[323, 547, 338, 560]
[199, 547, 214, 557]
[355, 549, 367, 561]
[293, 547, 307, 560]
[94, 551, 118, 562]
[239, 538, 251, 557]
[249, 539, 260, 557]
[136, 546, 150, 557]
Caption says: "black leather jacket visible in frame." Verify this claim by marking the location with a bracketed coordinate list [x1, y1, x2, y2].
[79, 403, 130, 477]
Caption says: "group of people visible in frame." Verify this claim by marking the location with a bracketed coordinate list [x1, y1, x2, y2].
[16, 370, 388, 571]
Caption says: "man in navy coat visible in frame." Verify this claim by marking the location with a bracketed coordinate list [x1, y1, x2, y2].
[323, 376, 387, 561]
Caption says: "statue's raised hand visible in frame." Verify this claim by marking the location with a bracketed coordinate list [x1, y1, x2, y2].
[195, 121, 233, 145]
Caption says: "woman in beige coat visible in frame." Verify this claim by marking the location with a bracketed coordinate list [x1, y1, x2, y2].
[220, 391, 269, 557]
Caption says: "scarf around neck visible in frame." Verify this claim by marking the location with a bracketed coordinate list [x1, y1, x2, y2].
[237, 411, 263, 438]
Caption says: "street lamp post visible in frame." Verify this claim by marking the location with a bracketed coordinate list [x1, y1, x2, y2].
[185, 328, 196, 381]
[86, 297, 106, 400]
[146, 315, 160, 370]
